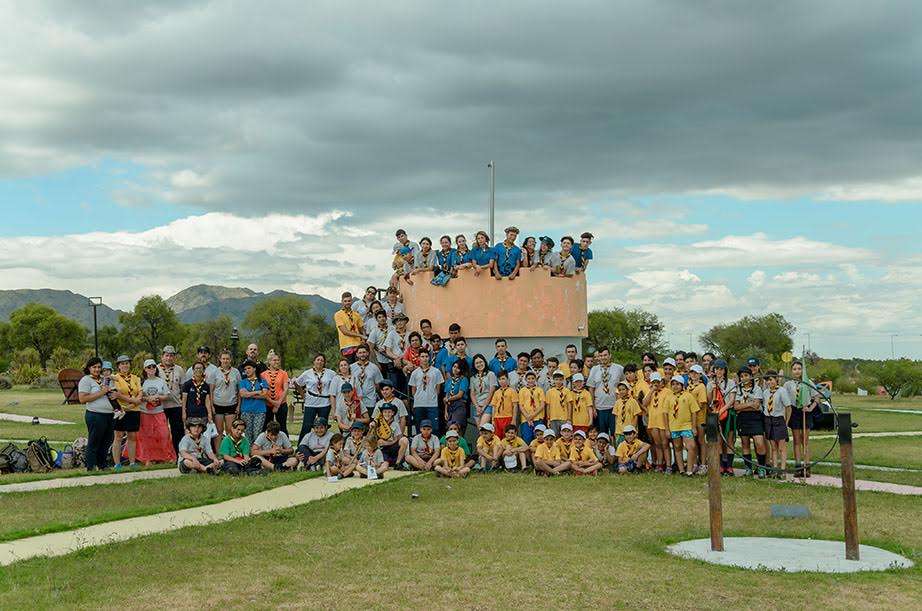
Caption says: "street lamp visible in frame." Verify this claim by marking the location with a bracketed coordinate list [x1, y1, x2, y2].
[640, 323, 662, 352]
[231, 327, 240, 364]
[88, 297, 103, 357]
[487, 161, 495, 245]
[890, 334, 898, 359]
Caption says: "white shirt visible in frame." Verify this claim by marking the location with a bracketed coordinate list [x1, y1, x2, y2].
[295, 368, 337, 408]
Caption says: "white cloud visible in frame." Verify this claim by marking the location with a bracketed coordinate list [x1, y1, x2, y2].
[819, 176, 922, 203]
[747, 270, 766, 288]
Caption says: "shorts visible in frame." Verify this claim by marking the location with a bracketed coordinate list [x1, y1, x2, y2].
[296, 446, 324, 464]
[736, 411, 765, 437]
[764, 415, 789, 441]
[380, 442, 400, 464]
[115, 410, 141, 432]
[618, 459, 637, 472]
[788, 408, 812, 430]
[214, 404, 237, 416]
[670, 430, 694, 439]
[179, 456, 213, 473]
[269, 455, 289, 467]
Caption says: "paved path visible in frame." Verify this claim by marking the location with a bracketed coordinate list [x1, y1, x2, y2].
[813, 430, 922, 440]
[846, 407, 922, 415]
[0, 469, 180, 494]
[0, 413, 73, 425]
[0, 471, 411, 566]
[784, 473, 922, 496]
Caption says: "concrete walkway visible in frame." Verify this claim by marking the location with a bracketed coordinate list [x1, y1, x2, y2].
[813, 430, 922, 440]
[0, 471, 411, 566]
[786, 473, 922, 496]
[0, 469, 180, 494]
[0, 413, 73, 425]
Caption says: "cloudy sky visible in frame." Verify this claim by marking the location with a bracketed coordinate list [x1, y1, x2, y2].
[2, 0, 921, 359]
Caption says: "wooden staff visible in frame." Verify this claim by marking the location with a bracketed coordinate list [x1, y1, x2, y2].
[838, 413, 859, 560]
[706, 412, 724, 552]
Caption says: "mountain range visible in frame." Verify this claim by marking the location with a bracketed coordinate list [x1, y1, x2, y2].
[0, 285, 339, 329]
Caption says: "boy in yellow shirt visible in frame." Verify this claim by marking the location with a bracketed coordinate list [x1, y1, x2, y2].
[489, 372, 519, 441]
[529, 424, 546, 465]
[686, 364, 709, 475]
[615, 425, 650, 474]
[668, 375, 699, 477]
[642, 372, 672, 473]
[569, 430, 603, 475]
[435, 430, 470, 478]
[545, 370, 573, 435]
[476, 422, 503, 471]
[613, 381, 641, 442]
[555, 422, 576, 458]
[518, 371, 546, 444]
[569, 373, 594, 434]
[624, 364, 649, 404]
[533, 429, 570, 475]
[499, 423, 529, 471]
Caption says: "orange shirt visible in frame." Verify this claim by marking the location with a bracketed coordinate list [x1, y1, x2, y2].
[261, 369, 290, 405]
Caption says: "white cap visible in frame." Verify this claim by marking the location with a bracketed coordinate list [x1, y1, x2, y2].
[561, 422, 573, 431]
[617, 380, 631, 389]
[690, 364, 704, 374]
[623, 424, 637, 433]
[445, 430, 459, 438]
[480, 423, 495, 432]
[534, 424, 547, 433]
[543, 429, 557, 437]
[574, 430, 587, 438]
[142, 358, 157, 369]
[671, 375, 686, 385]
[597, 432, 611, 441]
[650, 372, 664, 382]
[571, 373, 584, 383]
[664, 357, 677, 367]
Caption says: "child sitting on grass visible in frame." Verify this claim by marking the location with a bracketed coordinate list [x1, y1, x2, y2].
[499, 423, 529, 471]
[324, 433, 356, 479]
[555, 422, 576, 459]
[435, 430, 471, 478]
[533, 429, 570, 475]
[296, 418, 334, 471]
[476, 422, 503, 471]
[251, 421, 298, 471]
[356, 433, 388, 478]
[615, 425, 650, 474]
[177, 418, 223, 474]
[220, 418, 260, 475]
[569, 430, 603, 475]
[594, 432, 617, 471]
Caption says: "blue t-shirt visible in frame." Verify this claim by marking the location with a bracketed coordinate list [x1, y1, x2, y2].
[432, 347, 450, 376]
[572, 246, 593, 268]
[488, 355, 516, 376]
[444, 376, 469, 401]
[451, 249, 472, 267]
[471, 246, 494, 267]
[492, 243, 522, 277]
[239, 377, 268, 413]
[446, 354, 473, 377]
[436, 249, 456, 271]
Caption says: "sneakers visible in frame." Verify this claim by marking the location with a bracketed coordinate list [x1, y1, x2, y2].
[697, 464, 708, 476]
[400, 462, 412, 471]
[664, 467, 674, 475]
[113, 464, 124, 471]
[744, 467, 753, 477]
[756, 467, 766, 479]
[726, 467, 735, 477]
[129, 462, 140, 470]
[683, 471, 694, 477]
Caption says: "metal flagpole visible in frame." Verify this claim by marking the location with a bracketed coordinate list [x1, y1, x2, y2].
[488, 161, 495, 244]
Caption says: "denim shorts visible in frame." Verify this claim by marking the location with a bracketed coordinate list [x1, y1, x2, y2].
[670, 429, 694, 439]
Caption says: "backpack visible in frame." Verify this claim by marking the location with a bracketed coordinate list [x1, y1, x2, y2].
[26, 437, 54, 473]
[0, 443, 29, 473]
[72, 437, 88, 468]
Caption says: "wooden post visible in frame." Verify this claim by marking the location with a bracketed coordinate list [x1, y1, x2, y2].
[838, 413, 860, 560]
[706, 413, 724, 552]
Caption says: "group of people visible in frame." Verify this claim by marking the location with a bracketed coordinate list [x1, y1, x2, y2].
[389, 226, 595, 287]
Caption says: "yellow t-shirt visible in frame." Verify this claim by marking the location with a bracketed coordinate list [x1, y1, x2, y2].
[333, 309, 364, 350]
[113, 373, 142, 411]
[569, 444, 597, 463]
[490, 387, 518, 419]
[534, 443, 561, 461]
[629, 378, 650, 402]
[477, 435, 502, 455]
[554, 437, 575, 458]
[440, 446, 466, 469]
[529, 437, 543, 450]
[570, 389, 593, 427]
[501, 436, 526, 450]
[545, 387, 573, 421]
[687, 381, 708, 410]
[615, 438, 646, 461]
[518, 386, 546, 421]
[613, 397, 641, 434]
[646, 388, 673, 430]
[669, 391, 700, 432]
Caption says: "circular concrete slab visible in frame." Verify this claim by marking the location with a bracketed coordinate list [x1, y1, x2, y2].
[667, 537, 913, 573]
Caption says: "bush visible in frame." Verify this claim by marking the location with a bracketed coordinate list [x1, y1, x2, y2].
[11, 364, 43, 385]
[11, 348, 41, 370]
[30, 374, 60, 390]
[0, 375, 12, 390]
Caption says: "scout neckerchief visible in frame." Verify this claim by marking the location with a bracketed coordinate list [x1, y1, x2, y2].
[309, 367, 324, 395]
[192, 435, 206, 458]
[230, 435, 245, 457]
[496, 354, 509, 372]
[161, 364, 178, 393]
[265, 368, 281, 402]
[539, 249, 550, 265]
[523, 387, 537, 412]
[356, 363, 369, 392]
[444, 445, 464, 469]
[673, 391, 684, 419]
[447, 375, 462, 398]
[191, 376, 207, 407]
[342, 308, 358, 334]
[498, 242, 514, 274]
[555, 250, 569, 275]
[651, 389, 661, 414]
[474, 372, 488, 397]
[739, 383, 755, 410]
[456, 246, 470, 264]
[549, 386, 564, 413]
[376, 324, 389, 354]
[767, 390, 775, 414]
[523, 248, 536, 267]
[438, 248, 453, 270]
[397, 330, 408, 353]
[118, 372, 141, 397]
[513, 369, 526, 391]
[420, 366, 431, 391]
[220, 366, 232, 389]
[374, 413, 393, 440]
[601, 366, 611, 394]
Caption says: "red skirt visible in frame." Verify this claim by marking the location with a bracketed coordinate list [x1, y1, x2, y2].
[135, 410, 177, 463]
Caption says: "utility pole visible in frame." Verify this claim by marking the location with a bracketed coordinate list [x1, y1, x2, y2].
[88, 297, 103, 357]
[890, 334, 897, 359]
[487, 161, 495, 245]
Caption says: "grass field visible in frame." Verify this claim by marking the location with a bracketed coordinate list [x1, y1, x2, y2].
[0, 474, 919, 610]
[0, 471, 317, 542]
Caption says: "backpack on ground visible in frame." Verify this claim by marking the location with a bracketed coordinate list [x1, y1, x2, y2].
[72, 437, 88, 468]
[0, 443, 29, 473]
[26, 438, 54, 473]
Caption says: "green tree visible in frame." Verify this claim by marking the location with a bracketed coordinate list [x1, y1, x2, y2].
[119, 296, 186, 357]
[699, 313, 795, 368]
[181, 315, 238, 364]
[96, 325, 125, 360]
[244, 296, 332, 369]
[870, 359, 922, 400]
[8, 303, 87, 369]
[585, 308, 668, 364]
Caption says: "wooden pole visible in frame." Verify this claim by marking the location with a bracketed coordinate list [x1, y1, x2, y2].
[706, 413, 724, 552]
[838, 413, 860, 560]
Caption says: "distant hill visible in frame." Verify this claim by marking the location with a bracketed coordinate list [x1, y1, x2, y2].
[165, 285, 340, 324]
[0, 289, 121, 329]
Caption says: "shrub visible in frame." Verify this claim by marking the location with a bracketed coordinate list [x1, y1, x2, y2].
[30, 374, 60, 390]
[11, 364, 43, 385]
[0, 375, 12, 390]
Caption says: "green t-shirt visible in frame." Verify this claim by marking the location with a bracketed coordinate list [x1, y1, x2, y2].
[220, 435, 251, 458]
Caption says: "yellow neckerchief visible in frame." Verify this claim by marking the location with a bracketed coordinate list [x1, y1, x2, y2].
[191, 435, 205, 456]
[444, 445, 464, 468]
[245, 375, 260, 394]
[374, 413, 393, 440]
[191, 376, 207, 406]
[558, 438, 573, 454]
[376, 323, 389, 348]
[524, 248, 536, 266]
[160, 365, 179, 391]
[397, 330, 407, 352]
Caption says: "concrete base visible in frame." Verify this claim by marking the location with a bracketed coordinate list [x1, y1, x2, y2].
[667, 537, 913, 573]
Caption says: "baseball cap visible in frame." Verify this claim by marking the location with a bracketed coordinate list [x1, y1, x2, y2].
[747, 357, 760, 366]
[340, 382, 353, 392]
[534, 424, 547, 433]
[543, 429, 557, 437]
[480, 422, 495, 432]
[616, 381, 630, 390]
[552, 370, 565, 378]
[161, 345, 176, 354]
[690, 364, 704, 374]
[650, 372, 663, 382]
[445, 430, 459, 438]
[350, 421, 367, 431]
[312, 417, 328, 427]
[714, 359, 728, 370]
[561, 422, 573, 431]
[663, 357, 677, 367]
[101, 361, 113, 370]
[574, 430, 587, 438]
[572, 373, 584, 383]
[671, 375, 686, 386]
[623, 424, 637, 434]
[380, 402, 397, 412]
[197, 345, 211, 353]
[420, 419, 433, 429]
[597, 432, 611, 441]
[142, 359, 157, 369]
